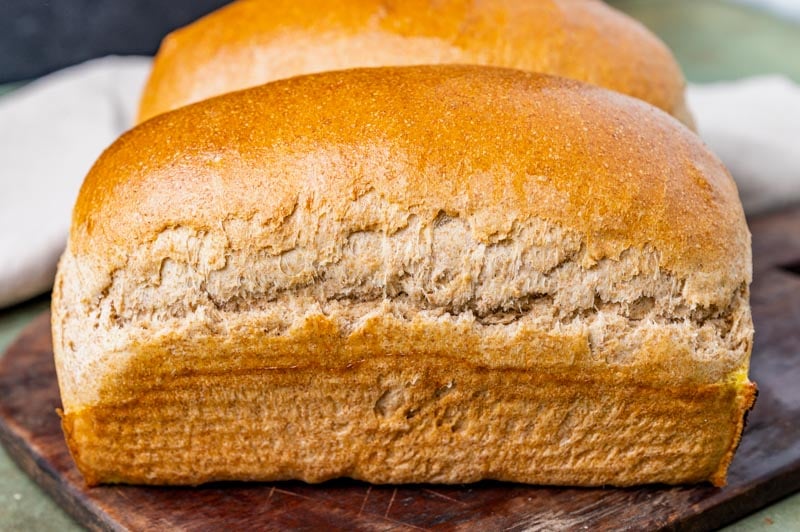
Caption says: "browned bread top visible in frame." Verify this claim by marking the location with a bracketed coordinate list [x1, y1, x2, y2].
[79, 66, 748, 310]
[137, 0, 693, 125]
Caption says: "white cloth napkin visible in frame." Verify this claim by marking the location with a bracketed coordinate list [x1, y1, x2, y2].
[1, 58, 799, 308]
[688, 76, 800, 215]
[0, 56, 151, 308]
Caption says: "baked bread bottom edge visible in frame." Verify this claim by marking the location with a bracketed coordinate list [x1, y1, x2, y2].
[61, 355, 755, 487]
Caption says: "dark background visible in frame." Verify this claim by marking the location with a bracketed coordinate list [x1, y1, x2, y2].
[2, 1, 799, 86]
[0, 0, 231, 83]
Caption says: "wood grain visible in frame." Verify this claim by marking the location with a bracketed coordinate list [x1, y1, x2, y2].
[1, 206, 800, 531]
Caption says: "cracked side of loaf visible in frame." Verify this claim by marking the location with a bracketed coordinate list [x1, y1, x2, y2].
[53, 204, 752, 412]
[53, 66, 754, 486]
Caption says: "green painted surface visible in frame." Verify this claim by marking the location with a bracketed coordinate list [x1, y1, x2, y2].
[1, 1, 800, 530]
[727, 497, 800, 531]
[609, 0, 800, 83]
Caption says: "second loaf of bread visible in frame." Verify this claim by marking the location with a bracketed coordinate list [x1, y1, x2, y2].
[138, 0, 693, 126]
[53, 65, 755, 487]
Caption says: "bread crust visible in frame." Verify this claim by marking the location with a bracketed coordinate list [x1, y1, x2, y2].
[61, 356, 756, 487]
[137, 0, 693, 126]
[54, 66, 754, 486]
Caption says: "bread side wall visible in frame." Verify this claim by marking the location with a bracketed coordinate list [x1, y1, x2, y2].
[53, 202, 753, 410]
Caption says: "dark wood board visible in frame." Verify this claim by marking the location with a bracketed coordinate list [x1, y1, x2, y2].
[1, 207, 800, 531]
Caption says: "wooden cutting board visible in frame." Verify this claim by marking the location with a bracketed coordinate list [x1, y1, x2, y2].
[1, 207, 799, 531]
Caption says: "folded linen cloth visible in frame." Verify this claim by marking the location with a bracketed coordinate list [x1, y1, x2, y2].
[0, 56, 150, 308]
[687, 76, 800, 215]
[0, 57, 799, 308]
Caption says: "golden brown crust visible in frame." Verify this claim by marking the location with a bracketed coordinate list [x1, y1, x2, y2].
[61, 355, 752, 487]
[55, 66, 754, 487]
[710, 381, 757, 486]
[80, 66, 748, 302]
[137, 0, 692, 125]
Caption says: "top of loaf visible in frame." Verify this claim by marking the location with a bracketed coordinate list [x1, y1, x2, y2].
[137, 0, 692, 125]
[75, 65, 748, 309]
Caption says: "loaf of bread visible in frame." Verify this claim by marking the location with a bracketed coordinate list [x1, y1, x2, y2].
[137, 0, 694, 127]
[53, 65, 754, 487]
